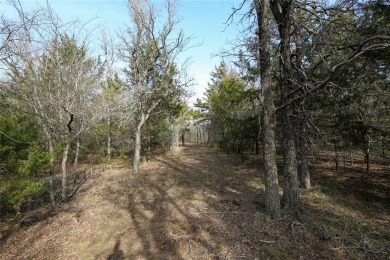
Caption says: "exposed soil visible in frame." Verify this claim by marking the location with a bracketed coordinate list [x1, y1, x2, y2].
[0, 143, 389, 259]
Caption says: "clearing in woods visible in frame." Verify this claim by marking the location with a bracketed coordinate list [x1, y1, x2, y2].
[0, 143, 389, 259]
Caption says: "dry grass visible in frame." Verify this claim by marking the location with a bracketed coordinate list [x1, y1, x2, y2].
[0, 143, 389, 259]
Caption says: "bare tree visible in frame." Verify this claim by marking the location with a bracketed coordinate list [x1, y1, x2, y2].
[119, 0, 190, 175]
[2, 4, 102, 203]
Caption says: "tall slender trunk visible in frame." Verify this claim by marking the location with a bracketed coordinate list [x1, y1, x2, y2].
[133, 125, 142, 175]
[107, 117, 112, 159]
[271, 0, 299, 209]
[295, 27, 310, 189]
[256, 0, 280, 219]
[61, 111, 73, 201]
[240, 138, 245, 162]
[74, 138, 80, 174]
[61, 142, 70, 201]
[281, 110, 299, 208]
[298, 117, 311, 189]
[176, 127, 179, 147]
[132, 99, 162, 174]
[349, 144, 354, 167]
[364, 132, 370, 176]
[333, 129, 339, 172]
[48, 141, 56, 207]
[382, 137, 386, 166]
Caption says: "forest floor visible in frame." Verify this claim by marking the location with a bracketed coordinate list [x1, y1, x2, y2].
[0, 143, 389, 259]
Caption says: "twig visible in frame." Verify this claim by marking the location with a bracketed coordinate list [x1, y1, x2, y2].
[291, 221, 305, 243]
[224, 245, 238, 260]
[187, 240, 192, 254]
[258, 239, 276, 244]
[0, 130, 32, 144]
[191, 211, 241, 214]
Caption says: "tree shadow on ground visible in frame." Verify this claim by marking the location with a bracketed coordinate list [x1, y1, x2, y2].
[0, 166, 91, 247]
[102, 143, 264, 259]
[3, 143, 389, 259]
[309, 163, 390, 215]
[107, 239, 125, 260]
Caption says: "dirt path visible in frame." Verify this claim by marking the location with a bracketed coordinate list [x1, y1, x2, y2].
[1, 143, 264, 259]
[2, 143, 389, 259]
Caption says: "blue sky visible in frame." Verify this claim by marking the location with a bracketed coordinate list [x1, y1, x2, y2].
[0, 0, 247, 103]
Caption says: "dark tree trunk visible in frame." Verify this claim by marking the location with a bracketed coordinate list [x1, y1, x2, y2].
[240, 138, 245, 162]
[333, 129, 339, 172]
[281, 110, 299, 208]
[295, 25, 310, 189]
[364, 132, 370, 176]
[256, 0, 280, 219]
[382, 137, 386, 166]
[349, 144, 354, 167]
[271, 0, 299, 209]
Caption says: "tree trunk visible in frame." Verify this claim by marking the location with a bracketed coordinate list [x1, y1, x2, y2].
[107, 117, 112, 159]
[364, 132, 370, 176]
[271, 0, 299, 209]
[298, 120, 311, 189]
[295, 22, 310, 189]
[48, 141, 56, 207]
[132, 99, 161, 174]
[256, 0, 280, 219]
[182, 132, 185, 146]
[349, 144, 354, 167]
[61, 142, 70, 201]
[240, 138, 245, 162]
[175, 127, 179, 147]
[74, 137, 80, 174]
[333, 129, 339, 172]
[382, 137, 386, 166]
[281, 110, 299, 208]
[133, 125, 142, 175]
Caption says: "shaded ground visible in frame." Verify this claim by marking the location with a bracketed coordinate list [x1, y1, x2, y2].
[0, 143, 389, 259]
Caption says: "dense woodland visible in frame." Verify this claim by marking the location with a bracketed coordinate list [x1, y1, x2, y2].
[0, 0, 389, 258]
[199, 0, 390, 219]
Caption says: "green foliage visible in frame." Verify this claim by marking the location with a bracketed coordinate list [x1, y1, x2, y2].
[299, 0, 390, 161]
[203, 61, 259, 152]
[0, 113, 39, 175]
[143, 109, 171, 151]
[18, 146, 51, 177]
[0, 113, 50, 214]
[5, 179, 45, 213]
[0, 143, 50, 213]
